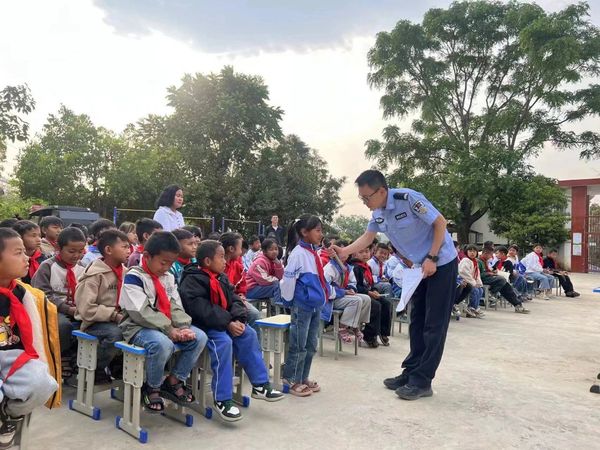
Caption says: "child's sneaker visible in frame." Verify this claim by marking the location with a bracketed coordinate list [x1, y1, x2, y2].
[515, 305, 530, 314]
[475, 308, 485, 318]
[0, 418, 19, 449]
[465, 307, 477, 318]
[251, 383, 284, 402]
[214, 400, 242, 422]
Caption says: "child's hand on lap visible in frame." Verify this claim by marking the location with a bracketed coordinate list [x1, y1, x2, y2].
[345, 289, 356, 295]
[178, 328, 196, 341]
[68, 306, 77, 317]
[227, 321, 245, 337]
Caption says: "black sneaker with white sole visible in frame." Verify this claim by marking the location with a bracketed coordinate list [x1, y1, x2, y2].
[214, 400, 242, 422]
[0, 416, 22, 449]
[251, 383, 284, 402]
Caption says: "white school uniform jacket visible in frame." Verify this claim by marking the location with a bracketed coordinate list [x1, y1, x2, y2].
[367, 257, 386, 283]
[521, 252, 544, 273]
[458, 258, 483, 287]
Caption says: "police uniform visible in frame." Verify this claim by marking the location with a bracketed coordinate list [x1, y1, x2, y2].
[368, 188, 458, 390]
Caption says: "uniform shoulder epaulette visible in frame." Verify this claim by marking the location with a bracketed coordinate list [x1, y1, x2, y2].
[393, 192, 409, 200]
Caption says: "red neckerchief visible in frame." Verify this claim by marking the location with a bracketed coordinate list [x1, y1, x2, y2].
[298, 241, 328, 299]
[497, 259, 504, 270]
[201, 268, 228, 309]
[469, 257, 480, 278]
[104, 260, 124, 306]
[136, 244, 144, 253]
[331, 258, 349, 288]
[56, 255, 77, 305]
[537, 253, 544, 267]
[141, 258, 171, 319]
[28, 250, 43, 280]
[0, 281, 39, 380]
[354, 262, 374, 286]
[47, 239, 59, 251]
[177, 257, 191, 266]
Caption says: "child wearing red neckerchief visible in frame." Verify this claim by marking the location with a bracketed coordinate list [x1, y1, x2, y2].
[12, 220, 47, 285]
[126, 218, 162, 268]
[169, 228, 198, 286]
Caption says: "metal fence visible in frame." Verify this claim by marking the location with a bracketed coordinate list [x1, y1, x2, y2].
[112, 208, 215, 234]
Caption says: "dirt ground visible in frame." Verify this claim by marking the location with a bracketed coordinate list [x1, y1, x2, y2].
[30, 273, 600, 450]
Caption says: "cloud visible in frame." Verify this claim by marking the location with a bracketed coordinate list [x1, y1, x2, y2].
[93, 0, 441, 53]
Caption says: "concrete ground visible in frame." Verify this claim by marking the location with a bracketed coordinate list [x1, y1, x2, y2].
[30, 273, 600, 450]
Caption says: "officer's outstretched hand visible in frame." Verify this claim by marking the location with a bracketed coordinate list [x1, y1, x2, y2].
[330, 245, 347, 260]
[422, 259, 437, 278]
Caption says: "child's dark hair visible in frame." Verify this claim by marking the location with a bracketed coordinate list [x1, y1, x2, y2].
[496, 246, 508, 255]
[0, 218, 19, 228]
[97, 229, 129, 257]
[135, 218, 162, 244]
[261, 238, 278, 252]
[220, 232, 242, 252]
[172, 228, 194, 241]
[69, 223, 89, 238]
[12, 220, 39, 237]
[483, 240, 494, 250]
[197, 240, 222, 264]
[336, 239, 349, 248]
[376, 242, 390, 252]
[0, 228, 21, 255]
[465, 244, 479, 253]
[355, 169, 388, 190]
[182, 225, 202, 240]
[284, 214, 322, 265]
[119, 221, 135, 235]
[242, 240, 249, 251]
[57, 227, 86, 249]
[155, 184, 182, 208]
[248, 235, 260, 245]
[509, 244, 519, 251]
[207, 231, 221, 241]
[39, 216, 64, 231]
[88, 219, 116, 241]
[144, 231, 181, 257]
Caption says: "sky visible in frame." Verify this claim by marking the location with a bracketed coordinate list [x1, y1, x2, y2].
[2, 0, 600, 217]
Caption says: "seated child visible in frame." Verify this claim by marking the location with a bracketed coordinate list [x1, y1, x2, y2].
[127, 218, 162, 268]
[80, 219, 117, 268]
[494, 246, 529, 301]
[220, 233, 261, 333]
[245, 238, 284, 304]
[385, 245, 408, 298]
[118, 221, 138, 255]
[458, 244, 485, 318]
[323, 240, 371, 343]
[243, 236, 261, 271]
[32, 227, 86, 377]
[318, 235, 339, 267]
[181, 225, 203, 245]
[75, 230, 130, 383]
[352, 247, 392, 348]
[39, 216, 64, 258]
[12, 220, 46, 285]
[0, 228, 60, 447]
[543, 250, 580, 297]
[367, 243, 394, 296]
[522, 244, 556, 300]
[479, 249, 529, 314]
[179, 240, 283, 422]
[119, 231, 207, 412]
[170, 228, 198, 285]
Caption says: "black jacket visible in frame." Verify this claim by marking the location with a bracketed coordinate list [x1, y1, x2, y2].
[179, 266, 248, 331]
[351, 260, 373, 295]
[264, 225, 286, 246]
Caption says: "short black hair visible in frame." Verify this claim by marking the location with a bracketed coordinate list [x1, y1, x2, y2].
[376, 242, 390, 251]
[496, 246, 508, 255]
[88, 219, 116, 240]
[453, 240, 459, 247]
[336, 239, 349, 248]
[97, 229, 129, 257]
[69, 223, 89, 238]
[206, 231, 221, 241]
[135, 218, 162, 243]
[483, 241, 494, 250]
[248, 235, 260, 245]
[39, 216, 64, 230]
[220, 232, 242, 251]
[145, 231, 181, 257]
[155, 184, 182, 208]
[509, 244, 519, 251]
[355, 170, 388, 190]
[182, 225, 202, 240]
[172, 228, 194, 241]
[57, 227, 86, 248]
[197, 240, 222, 264]
[0, 228, 21, 256]
[13, 220, 39, 237]
[549, 249, 558, 254]
[119, 221, 135, 234]
[242, 240, 249, 250]
[261, 238, 278, 252]
[465, 244, 479, 253]
[0, 218, 18, 228]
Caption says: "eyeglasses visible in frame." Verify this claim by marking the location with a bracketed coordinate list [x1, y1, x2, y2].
[358, 189, 380, 204]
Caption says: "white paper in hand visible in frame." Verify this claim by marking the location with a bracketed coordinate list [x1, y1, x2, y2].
[396, 268, 423, 312]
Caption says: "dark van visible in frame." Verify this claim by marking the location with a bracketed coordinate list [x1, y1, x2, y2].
[29, 206, 100, 227]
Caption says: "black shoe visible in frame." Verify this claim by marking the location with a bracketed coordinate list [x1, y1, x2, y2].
[0, 419, 19, 449]
[395, 384, 433, 400]
[251, 383, 284, 402]
[214, 400, 242, 422]
[94, 368, 113, 385]
[384, 374, 408, 390]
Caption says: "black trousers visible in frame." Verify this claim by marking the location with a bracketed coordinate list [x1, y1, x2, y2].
[363, 296, 392, 340]
[401, 260, 458, 388]
[454, 283, 472, 305]
[553, 274, 574, 293]
[481, 275, 520, 307]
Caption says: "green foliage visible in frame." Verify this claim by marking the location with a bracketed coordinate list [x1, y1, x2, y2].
[487, 175, 569, 249]
[366, 1, 600, 242]
[0, 193, 45, 220]
[0, 84, 35, 166]
[332, 214, 370, 241]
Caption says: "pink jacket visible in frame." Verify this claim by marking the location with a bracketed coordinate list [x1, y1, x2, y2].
[245, 254, 284, 291]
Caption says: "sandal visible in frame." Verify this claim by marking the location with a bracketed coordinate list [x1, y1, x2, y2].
[142, 383, 164, 413]
[338, 328, 353, 344]
[303, 379, 321, 393]
[160, 379, 195, 405]
[352, 328, 364, 343]
[288, 383, 312, 397]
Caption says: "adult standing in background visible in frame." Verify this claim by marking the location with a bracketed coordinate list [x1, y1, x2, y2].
[153, 184, 185, 231]
[333, 170, 457, 401]
[264, 215, 285, 246]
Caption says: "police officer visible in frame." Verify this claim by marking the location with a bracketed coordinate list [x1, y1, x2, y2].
[333, 170, 457, 400]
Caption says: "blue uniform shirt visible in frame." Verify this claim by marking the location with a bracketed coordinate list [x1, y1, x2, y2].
[367, 188, 457, 266]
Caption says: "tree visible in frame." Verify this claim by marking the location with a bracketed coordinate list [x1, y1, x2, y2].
[0, 192, 46, 220]
[0, 85, 35, 169]
[487, 175, 569, 250]
[366, 1, 600, 243]
[333, 214, 370, 241]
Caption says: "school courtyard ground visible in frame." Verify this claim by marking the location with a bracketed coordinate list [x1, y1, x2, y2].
[29, 273, 600, 450]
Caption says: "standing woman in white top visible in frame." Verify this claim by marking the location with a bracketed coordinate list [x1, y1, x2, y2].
[153, 184, 185, 231]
